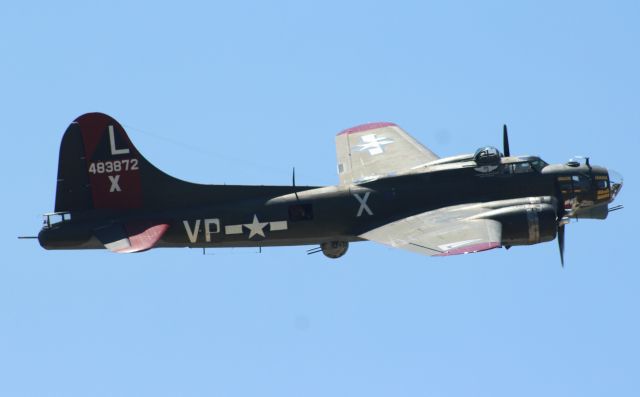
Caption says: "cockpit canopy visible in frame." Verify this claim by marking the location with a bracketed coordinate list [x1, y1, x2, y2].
[472, 149, 549, 174]
[474, 146, 501, 166]
[517, 157, 548, 173]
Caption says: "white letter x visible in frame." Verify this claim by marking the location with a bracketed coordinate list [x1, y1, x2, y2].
[109, 175, 122, 192]
[353, 192, 373, 216]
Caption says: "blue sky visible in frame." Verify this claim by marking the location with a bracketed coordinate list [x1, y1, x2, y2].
[1, 1, 638, 396]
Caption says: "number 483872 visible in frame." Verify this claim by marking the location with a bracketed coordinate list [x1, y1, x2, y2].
[88, 159, 139, 174]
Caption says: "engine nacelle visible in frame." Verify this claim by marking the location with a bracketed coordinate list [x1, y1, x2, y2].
[476, 203, 557, 246]
[321, 241, 349, 259]
[498, 204, 557, 246]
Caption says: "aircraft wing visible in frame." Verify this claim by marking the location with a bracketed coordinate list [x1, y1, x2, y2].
[360, 204, 502, 256]
[336, 122, 439, 184]
[94, 221, 170, 253]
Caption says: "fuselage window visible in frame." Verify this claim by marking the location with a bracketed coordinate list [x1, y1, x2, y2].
[559, 175, 591, 195]
[289, 203, 314, 221]
[42, 212, 71, 229]
[571, 175, 590, 192]
[559, 180, 573, 193]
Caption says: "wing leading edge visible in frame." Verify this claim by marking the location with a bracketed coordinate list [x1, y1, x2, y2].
[360, 197, 559, 257]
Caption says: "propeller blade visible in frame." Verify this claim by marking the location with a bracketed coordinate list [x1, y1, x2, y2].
[558, 224, 565, 267]
[503, 124, 510, 157]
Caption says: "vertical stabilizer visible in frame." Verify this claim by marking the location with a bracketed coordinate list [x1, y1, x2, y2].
[55, 113, 144, 212]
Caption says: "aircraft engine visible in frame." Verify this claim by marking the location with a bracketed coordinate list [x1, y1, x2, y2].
[321, 241, 349, 259]
[497, 204, 558, 246]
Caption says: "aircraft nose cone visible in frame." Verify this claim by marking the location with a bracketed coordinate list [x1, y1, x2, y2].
[609, 169, 623, 200]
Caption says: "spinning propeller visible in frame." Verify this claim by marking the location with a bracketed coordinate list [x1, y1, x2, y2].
[502, 124, 566, 267]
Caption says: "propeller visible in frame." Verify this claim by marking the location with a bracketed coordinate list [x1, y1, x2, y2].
[558, 224, 565, 267]
[554, 181, 568, 267]
[501, 123, 565, 266]
[503, 124, 510, 157]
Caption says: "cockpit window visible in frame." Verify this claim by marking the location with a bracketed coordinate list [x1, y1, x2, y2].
[503, 161, 534, 174]
[502, 159, 548, 175]
[530, 159, 548, 172]
[513, 162, 533, 173]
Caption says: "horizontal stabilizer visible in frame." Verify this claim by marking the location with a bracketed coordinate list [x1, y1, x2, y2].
[94, 221, 169, 253]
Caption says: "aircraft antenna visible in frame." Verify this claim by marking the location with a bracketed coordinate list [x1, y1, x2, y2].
[503, 124, 510, 157]
[292, 167, 300, 201]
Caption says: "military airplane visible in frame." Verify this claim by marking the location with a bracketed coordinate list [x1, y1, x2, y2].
[35, 113, 623, 264]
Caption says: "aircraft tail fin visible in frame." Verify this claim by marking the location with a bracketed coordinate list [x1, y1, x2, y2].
[55, 112, 149, 212]
[54, 112, 313, 215]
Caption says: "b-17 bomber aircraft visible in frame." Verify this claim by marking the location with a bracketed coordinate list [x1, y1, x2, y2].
[36, 113, 623, 265]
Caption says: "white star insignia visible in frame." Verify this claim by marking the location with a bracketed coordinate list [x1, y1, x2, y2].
[243, 214, 268, 239]
[354, 134, 394, 155]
